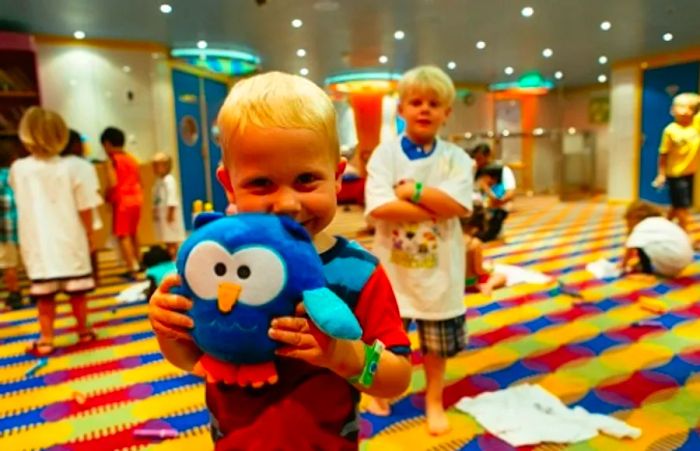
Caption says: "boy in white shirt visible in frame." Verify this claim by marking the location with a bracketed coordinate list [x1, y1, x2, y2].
[151, 152, 185, 258]
[365, 65, 473, 435]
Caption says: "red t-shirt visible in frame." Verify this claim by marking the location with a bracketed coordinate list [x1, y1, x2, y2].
[108, 151, 142, 207]
[207, 238, 410, 450]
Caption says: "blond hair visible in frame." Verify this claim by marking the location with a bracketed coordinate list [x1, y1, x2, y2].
[398, 65, 456, 106]
[152, 152, 173, 173]
[217, 71, 339, 165]
[673, 92, 700, 113]
[18, 106, 69, 158]
[624, 200, 663, 229]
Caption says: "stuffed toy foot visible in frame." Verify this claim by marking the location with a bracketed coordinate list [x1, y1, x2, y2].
[194, 355, 278, 387]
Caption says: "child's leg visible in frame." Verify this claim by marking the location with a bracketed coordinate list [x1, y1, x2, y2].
[479, 272, 507, 297]
[166, 242, 179, 259]
[69, 294, 91, 336]
[4, 266, 18, 293]
[130, 233, 141, 266]
[424, 353, 449, 435]
[676, 207, 691, 232]
[36, 296, 57, 344]
[118, 236, 139, 276]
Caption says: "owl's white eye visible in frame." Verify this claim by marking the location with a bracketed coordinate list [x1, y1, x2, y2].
[184, 241, 237, 300]
[229, 246, 286, 306]
[183, 241, 286, 306]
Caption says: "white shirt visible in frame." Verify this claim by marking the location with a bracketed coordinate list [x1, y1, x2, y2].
[64, 155, 104, 231]
[365, 137, 473, 320]
[10, 156, 102, 280]
[626, 217, 693, 277]
[152, 174, 186, 243]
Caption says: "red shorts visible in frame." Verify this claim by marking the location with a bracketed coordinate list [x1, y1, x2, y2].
[113, 203, 141, 237]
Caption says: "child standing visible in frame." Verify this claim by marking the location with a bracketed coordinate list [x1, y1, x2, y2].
[148, 71, 411, 449]
[151, 152, 185, 258]
[0, 137, 21, 309]
[621, 200, 693, 278]
[12, 107, 101, 355]
[364, 65, 473, 435]
[101, 127, 143, 280]
[652, 92, 700, 233]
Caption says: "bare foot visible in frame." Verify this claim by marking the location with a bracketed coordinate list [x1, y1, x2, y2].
[478, 283, 493, 297]
[366, 397, 391, 416]
[426, 403, 451, 436]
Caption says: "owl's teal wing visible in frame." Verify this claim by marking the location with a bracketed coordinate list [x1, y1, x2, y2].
[302, 288, 362, 340]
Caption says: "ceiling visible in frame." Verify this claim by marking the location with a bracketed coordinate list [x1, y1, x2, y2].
[2, 0, 700, 87]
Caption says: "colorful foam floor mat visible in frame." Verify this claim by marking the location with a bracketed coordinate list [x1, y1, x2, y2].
[1, 197, 699, 450]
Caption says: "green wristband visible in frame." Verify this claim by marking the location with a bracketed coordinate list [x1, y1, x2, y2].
[347, 339, 385, 388]
[411, 182, 423, 203]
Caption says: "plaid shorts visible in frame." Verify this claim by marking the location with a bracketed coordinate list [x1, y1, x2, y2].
[403, 315, 467, 358]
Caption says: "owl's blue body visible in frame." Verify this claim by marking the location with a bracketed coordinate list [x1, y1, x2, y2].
[175, 213, 361, 366]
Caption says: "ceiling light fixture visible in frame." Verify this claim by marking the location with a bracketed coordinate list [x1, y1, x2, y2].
[568, 127, 577, 135]
[598, 74, 607, 83]
[378, 55, 388, 64]
[663, 32, 673, 42]
[504, 66, 514, 75]
[159, 3, 172, 13]
[122, 65, 131, 73]
[600, 21, 611, 31]
[394, 30, 405, 40]
[521, 6, 534, 17]
[598, 55, 608, 64]
[197, 40, 208, 49]
[291, 19, 303, 28]
[296, 48, 306, 57]
[300, 67, 309, 76]
[554, 71, 563, 79]
[476, 40, 486, 50]
[73, 30, 86, 40]
[542, 48, 553, 58]
[447, 61, 456, 70]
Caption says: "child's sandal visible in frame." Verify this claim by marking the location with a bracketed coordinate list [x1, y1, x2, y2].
[26, 341, 55, 357]
[78, 330, 98, 344]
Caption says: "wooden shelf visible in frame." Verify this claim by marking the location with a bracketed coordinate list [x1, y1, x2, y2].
[0, 91, 38, 98]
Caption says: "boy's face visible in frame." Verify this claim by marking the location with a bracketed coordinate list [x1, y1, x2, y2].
[216, 126, 344, 237]
[671, 98, 696, 125]
[152, 160, 169, 177]
[398, 88, 452, 145]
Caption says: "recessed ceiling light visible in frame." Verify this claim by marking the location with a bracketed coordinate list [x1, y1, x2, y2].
[598, 55, 608, 64]
[73, 30, 86, 40]
[598, 74, 607, 83]
[476, 40, 486, 50]
[554, 71, 563, 79]
[197, 40, 207, 49]
[600, 21, 611, 31]
[533, 128, 544, 136]
[504, 66, 514, 75]
[122, 65, 131, 73]
[447, 61, 456, 70]
[464, 132, 473, 139]
[291, 19, 303, 28]
[502, 129, 510, 137]
[159, 3, 172, 13]
[378, 55, 388, 64]
[486, 131, 494, 138]
[394, 30, 405, 40]
[568, 127, 577, 135]
[663, 32, 673, 42]
[521, 6, 534, 17]
[296, 48, 306, 57]
[542, 48, 553, 58]
[300, 67, 309, 76]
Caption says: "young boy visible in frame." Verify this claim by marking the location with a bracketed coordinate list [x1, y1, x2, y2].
[148, 71, 412, 450]
[652, 92, 700, 233]
[151, 152, 185, 257]
[364, 65, 473, 435]
[101, 127, 143, 280]
[0, 137, 21, 309]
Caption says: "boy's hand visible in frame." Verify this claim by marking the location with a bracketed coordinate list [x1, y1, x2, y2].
[148, 274, 195, 341]
[394, 181, 416, 201]
[652, 174, 666, 188]
[269, 303, 336, 368]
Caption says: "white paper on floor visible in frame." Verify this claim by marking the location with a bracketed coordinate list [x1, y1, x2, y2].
[116, 281, 150, 304]
[586, 258, 622, 279]
[493, 264, 553, 286]
[455, 384, 641, 446]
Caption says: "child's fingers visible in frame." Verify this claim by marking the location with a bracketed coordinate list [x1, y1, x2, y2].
[271, 316, 309, 332]
[151, 319, 193, 341]
[294, 302, 307, 317]
[150, 306, 194, 329]
[151, 292, 192, 311]
[268, 327, 315, 348]
[158, 274, 182, 293]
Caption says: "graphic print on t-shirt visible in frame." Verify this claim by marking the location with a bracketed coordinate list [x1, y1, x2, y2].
[390, 221, 441, 269]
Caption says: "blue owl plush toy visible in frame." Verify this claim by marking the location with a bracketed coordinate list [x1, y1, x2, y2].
[174, 212, 363, 387]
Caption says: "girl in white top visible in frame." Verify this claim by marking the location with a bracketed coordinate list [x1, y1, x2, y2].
[151, 152, 185, 257]
[622, 200, 694, 278]
[11, 107, 102, 356]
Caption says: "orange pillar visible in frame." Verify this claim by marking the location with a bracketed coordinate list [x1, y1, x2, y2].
[349, 93, 384, 177]
[520, 95, 538, 193]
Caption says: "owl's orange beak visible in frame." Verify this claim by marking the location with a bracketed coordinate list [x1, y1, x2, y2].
[217, 282, 241, 314]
